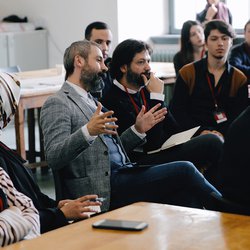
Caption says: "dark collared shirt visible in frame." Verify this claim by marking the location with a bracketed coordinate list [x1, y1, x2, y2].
[170, 57, 248, 136]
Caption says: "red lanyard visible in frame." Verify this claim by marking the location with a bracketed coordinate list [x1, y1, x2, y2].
[200, 47, 206, 59]
[124, 86, 147, 115]
[206, 73, 222, 109]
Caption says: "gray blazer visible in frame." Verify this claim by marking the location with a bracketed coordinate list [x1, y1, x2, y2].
[40, 82, 144, 210]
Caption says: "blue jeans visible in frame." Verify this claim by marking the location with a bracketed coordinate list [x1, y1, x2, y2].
[130, 134, 223, 185]
[110, 161, 221, 210]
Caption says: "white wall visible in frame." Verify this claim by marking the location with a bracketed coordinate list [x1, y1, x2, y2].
[0, 0, 118, 67]
[0, 0, 168, 68]
[117, 0, 168, 42]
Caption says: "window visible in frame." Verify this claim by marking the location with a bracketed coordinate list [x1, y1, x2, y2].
[169, 0, 250, 34]
[226, 0, 250, 32]
[117, 0, 165, 42]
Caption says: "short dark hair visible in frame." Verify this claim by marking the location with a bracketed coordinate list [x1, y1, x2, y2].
[244, 19, 250, 32]
[204, 20, 235, 42]
[85, 21, 109, 40]
[110, 39, 153, 81]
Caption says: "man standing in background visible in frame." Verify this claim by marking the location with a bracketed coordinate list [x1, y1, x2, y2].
[85, 21, 113, 98]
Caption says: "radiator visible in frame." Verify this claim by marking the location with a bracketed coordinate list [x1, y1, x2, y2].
[149, 35, 180, 62]
[151, 48, 178, 62]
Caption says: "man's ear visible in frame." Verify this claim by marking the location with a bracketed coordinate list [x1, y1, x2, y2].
[120, 64, 127, 74]
[205, 42, 208, 51]
[75, 55, 85, 67]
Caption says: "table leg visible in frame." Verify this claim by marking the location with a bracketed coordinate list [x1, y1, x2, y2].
[28, 109, 36, 164]
[15, 104, 26, 159]
[38, 108, 48, 174]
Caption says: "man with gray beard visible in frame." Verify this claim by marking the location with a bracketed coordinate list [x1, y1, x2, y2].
[40, 39, 222, 212]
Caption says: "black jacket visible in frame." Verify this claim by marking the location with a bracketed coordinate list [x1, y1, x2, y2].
[217, 107, 250, 206]
[102, 84, 180, 152]
[0, 142, 68, 233]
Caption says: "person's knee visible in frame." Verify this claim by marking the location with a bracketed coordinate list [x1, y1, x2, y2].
[177, 161, 198, 174]
[207, 133, 223, 146]
[184, 161, 199, 174]
[200, 134, 223, 156]
[176, 161, 206, 186]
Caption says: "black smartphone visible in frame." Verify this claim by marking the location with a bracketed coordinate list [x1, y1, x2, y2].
[92, 219, 148, 231]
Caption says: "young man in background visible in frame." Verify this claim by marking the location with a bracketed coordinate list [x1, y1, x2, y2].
[85, 21, 113, 98]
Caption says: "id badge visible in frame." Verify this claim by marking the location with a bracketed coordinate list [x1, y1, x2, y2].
[213, 111, 227, 124]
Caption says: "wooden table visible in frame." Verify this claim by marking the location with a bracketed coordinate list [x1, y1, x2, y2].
[4, 202, 250, 250]
[15, 87, 61, 162]
[14, 69, 63, 165]
[150, 62, 176, 84]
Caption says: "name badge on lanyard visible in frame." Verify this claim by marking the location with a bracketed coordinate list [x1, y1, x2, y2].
[213, 110, 227, 124]
[206, 74, 227, 124]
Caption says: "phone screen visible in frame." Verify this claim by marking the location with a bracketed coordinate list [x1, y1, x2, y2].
[92, 219, 148, 231]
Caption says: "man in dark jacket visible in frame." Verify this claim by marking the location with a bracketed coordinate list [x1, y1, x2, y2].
[229, 19, 250, 82]
[102, 38, 223, 184]
[171, 20, 248, 138]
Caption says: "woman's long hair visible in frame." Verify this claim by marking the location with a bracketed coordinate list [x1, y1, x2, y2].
[179, 20, 201, 65]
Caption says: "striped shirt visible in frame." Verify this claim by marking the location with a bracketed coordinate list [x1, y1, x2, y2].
[0, 167, 40, 246]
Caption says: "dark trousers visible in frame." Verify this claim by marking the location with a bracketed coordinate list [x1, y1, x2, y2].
[129, 134, 223, 185]
[110, 161, 221, 210]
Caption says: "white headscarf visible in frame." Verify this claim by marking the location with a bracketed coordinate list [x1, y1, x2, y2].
[0, 73, 20, 130]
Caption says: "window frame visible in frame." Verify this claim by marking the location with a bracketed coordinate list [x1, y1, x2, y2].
[168, 0, 246, 35]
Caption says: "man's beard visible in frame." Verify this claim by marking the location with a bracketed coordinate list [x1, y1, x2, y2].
[80, 65, 105, 92]
[126, 68, 150, 89]
[211, 52, 225, 60]
[214, 55, 224, 60]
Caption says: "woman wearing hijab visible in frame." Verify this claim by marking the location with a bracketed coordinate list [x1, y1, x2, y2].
[0, 73, 40, 246]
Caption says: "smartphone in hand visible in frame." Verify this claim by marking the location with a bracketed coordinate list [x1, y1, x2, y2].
[92, 219, 148, 231]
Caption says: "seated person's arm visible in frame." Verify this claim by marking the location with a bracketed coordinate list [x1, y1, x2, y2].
[229, 48, 250, 76]
[58, 194, 102, 220]
[0, 168, 40, 246]
[205, 4, 218, 21]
